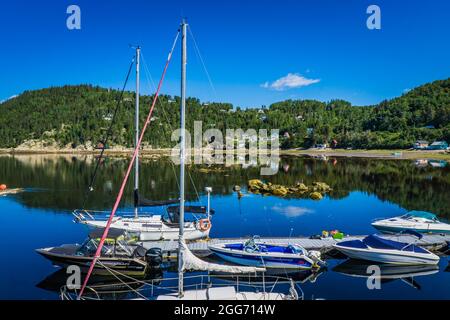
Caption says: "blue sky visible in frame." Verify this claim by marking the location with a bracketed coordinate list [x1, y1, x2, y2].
[0, 0, 449, 108]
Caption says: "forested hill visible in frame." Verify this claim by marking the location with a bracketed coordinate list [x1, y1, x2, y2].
[0, 78, 449, 150]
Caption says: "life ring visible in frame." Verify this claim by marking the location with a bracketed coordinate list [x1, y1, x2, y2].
[198, 219, 211, 232]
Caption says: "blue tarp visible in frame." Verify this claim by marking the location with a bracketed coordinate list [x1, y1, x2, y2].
[363, 235, 428, 254]
[339, 235, 428, 254]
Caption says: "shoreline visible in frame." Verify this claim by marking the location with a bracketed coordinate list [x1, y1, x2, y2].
[1, 148, 449, 160]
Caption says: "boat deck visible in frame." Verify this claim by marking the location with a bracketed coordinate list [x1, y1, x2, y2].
[139, 234, 450, 259]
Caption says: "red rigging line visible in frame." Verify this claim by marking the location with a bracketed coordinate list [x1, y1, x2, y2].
[78, 30, 180, 299]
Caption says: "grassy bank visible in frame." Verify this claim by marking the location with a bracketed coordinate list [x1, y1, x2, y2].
[282, 149, 450, 160]
[1, 147, 449, 161]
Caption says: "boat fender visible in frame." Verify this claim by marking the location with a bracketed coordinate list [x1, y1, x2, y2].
[198, 219, 212, 232]
[308, 250, 324, 267]
[145, 248, 163, 267]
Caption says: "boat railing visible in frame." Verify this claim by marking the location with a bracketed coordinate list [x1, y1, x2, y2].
[60, 273, 302, 300]
[72, 209, 159, 222]
[72, 209, 96, 222]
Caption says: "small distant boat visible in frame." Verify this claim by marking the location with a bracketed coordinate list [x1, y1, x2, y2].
[0, 187, 25, 197]
[333, 233, 440, 265]
[372, 211, 450, 234]
[36, 229, 161, 276]
[208, 237, 322, 270]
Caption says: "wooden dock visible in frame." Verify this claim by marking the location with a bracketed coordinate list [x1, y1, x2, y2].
[0, 188, 25, 197]
[139, 234, 450, 259]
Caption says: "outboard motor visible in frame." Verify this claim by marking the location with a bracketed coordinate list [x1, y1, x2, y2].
[308, 250, 325, 267]
[145, 248, 163, 267]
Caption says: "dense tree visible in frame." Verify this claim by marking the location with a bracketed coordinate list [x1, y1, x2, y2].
[0, 78, 449, 149]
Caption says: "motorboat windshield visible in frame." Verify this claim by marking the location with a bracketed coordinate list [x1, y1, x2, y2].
[401, 211, 438, 222]
[76, 239, 111, 257]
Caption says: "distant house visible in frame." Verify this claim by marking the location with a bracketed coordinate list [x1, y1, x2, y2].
[427, 141, 449, 150]
[95, 142, 109, 150]
[414, 140, 429, 150]
[331, 139, 338, 148]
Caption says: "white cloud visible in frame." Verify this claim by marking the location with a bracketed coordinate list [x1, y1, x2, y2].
[272, 205, 314, 218]
[261, 73, 320, 91]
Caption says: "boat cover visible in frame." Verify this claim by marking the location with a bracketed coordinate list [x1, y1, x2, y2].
[167, 205, 215, 215]
[224, 243, 300, 254]
[134, 190, 179, 207]
[89, 228, 125, 239]
[181, 242, 265, 274]
[339, 235, 429, 254]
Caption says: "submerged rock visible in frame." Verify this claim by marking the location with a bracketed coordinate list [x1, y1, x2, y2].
[248, 179, 264, 190]
[312, 182, 332, 192]
[310, 192, 323, 200]
[271, 185, 289, 196]
[247, 179, 330, 200]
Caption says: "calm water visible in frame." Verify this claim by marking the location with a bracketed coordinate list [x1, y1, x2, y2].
[0, 154, 449, 300]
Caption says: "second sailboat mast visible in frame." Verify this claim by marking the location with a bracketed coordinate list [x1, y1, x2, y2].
[134, 46, 140, 218]
[178, 20, 187, 297]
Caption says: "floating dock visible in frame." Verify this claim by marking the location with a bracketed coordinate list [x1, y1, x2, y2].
[0, 188, 25, 197]
[139, 234, 450, 259]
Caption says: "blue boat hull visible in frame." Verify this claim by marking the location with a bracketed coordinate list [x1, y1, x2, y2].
[210, 248, 313, 270]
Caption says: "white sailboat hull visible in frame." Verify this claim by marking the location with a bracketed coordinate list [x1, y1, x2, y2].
[156, 286, 294, 300]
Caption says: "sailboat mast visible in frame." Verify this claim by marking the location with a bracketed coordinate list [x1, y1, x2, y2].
[178, 20, 187, 298]
[134, 46, 140, 218]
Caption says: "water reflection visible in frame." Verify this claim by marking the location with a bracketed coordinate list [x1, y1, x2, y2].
[333, 260, 440, 290]
[0, 154, 448, 218]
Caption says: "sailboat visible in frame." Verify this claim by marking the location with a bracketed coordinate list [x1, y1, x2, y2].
[156, 21, 300, 300]
[74, 45, 212, 242]
[69, 20, 301, 301]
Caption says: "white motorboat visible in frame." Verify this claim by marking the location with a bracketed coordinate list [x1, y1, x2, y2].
[372, 211, 450, 234]
[209, 237, 322, 270]
[333, 233, 440, 265]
